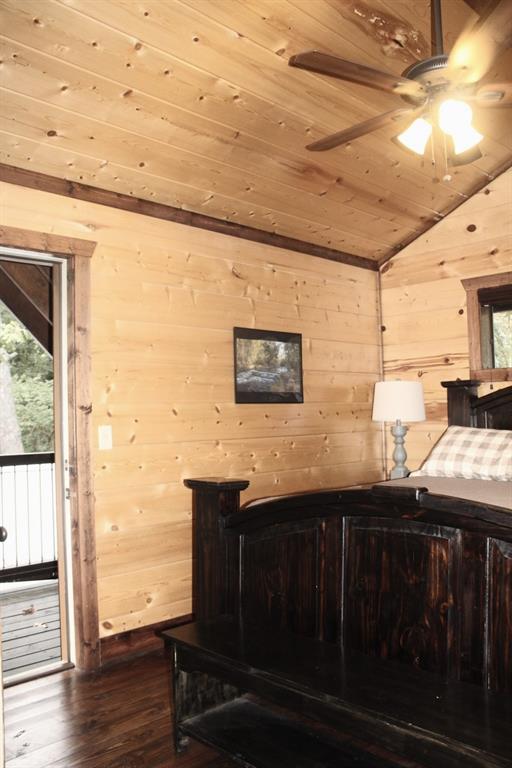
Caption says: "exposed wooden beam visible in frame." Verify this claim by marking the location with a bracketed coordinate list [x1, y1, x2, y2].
[0, 262, 53, 353]
[1, 260, 52, 323]
[0, 164, 378, 272]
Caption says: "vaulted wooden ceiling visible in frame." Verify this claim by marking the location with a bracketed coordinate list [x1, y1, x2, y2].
[1, 0, 511, 264]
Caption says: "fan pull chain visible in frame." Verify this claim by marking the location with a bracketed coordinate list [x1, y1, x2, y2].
[441, 131, 452, 182]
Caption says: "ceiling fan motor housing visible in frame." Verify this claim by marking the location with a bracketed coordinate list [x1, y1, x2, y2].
[402, 55, 450, 103]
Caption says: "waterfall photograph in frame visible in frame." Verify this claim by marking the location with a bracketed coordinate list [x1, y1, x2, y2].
[234, 327, 303, 404]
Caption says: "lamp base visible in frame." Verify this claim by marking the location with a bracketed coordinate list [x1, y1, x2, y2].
[390, 465, 409, 480]
[389, 421, 410, 479]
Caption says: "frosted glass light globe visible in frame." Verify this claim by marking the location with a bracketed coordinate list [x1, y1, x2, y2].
[438, 99, 473, 135]
[396, 118, 432, 155]
[451, 125, 484, 154]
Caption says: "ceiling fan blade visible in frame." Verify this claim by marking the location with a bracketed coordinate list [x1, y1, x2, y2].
[289, 51, 426, 100]
[306, 108, 419, 152]
[447, 0, 512, 84]
[473, 82, 512, 107]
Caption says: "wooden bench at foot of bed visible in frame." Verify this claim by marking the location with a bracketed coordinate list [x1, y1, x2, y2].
[163, 618, 512, 768]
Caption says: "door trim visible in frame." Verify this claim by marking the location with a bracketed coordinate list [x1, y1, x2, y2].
[0, 225, 99, 671]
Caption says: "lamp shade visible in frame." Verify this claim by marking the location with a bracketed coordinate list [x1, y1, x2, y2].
[372, 381, 425, 423]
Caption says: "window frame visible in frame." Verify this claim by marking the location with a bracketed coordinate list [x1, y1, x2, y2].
[462, 271, 512, 382]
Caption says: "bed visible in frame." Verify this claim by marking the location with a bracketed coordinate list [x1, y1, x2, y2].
[163, 379, 512, 767]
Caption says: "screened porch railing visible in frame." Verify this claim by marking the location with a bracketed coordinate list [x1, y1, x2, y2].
[0, 453, 57, 575]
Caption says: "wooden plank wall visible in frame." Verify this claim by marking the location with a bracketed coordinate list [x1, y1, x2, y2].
[0, 181, 383, 637]
[380, 168, 512, 472]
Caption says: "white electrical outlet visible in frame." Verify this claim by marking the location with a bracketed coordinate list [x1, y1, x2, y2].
[98, 425, 113, 450]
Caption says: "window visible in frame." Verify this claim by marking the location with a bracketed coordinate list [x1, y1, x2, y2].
[462, 272, 512, 381]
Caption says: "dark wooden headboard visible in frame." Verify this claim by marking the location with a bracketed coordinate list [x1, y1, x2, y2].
[442, 379, 512, 429]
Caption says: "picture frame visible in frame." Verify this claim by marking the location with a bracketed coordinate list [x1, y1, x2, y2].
[233, 327, 303, 404]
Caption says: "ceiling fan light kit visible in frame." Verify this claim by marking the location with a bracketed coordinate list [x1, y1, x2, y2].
[289, 0, 512, 168]
[395, 98, 483, 158]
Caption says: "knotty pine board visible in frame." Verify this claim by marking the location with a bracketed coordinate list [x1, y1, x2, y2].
[0, 181, 382, 636]
[380, 169, 512, 472]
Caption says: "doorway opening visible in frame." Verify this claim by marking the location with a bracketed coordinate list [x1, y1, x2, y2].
[0, 249, 74, 682]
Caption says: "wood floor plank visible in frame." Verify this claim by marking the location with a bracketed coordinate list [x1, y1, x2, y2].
[4, 651, 236, 768]
[3, 619, 60, 643]
[0, 582, 59, 608]
[4, 656, 163, 719]
[3, 646, 62, 673]
[1, 605, 60, 630]
[1, 581, 62, 680]
[0, 594, 59, 620]
[3, 628, 61, 653]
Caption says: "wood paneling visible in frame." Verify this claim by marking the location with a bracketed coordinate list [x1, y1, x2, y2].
[344, 518, 459, 676]
[380, 168, 512, 471]
[242, 523, 320, 637]
[1, 0, 511, 261]
[0, 180, 382, 639]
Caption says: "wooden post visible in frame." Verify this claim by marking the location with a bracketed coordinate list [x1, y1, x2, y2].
[184, 478, 249, 622]
[441, 380, 479, 427]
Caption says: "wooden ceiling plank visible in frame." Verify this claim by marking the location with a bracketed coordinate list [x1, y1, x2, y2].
[54, 0, 399, 126]
[0, 0, 471, 219]
[0, 38, 429, 240]
[0, 165, 378, 270]
[315, 0, 434, 67]
[0, 134, 338, 255]
[0, 39, 448, 232]
[53, 0, 485, 199]
[377, 0, 512, 98]
[180, 0, 412, 111]
[0, 135, 390, 257]
[274, 0, 427, 71]
[375, 0, 475, 55]
[0, 88, 417, 253]
[169, 0, 508, 195]
[0, 21, 448, 230]
[300, 0, 512, 149]
[0, 45, 451, 231]
[169, 0, 493, 188]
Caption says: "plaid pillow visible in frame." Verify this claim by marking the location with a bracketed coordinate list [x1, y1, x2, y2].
[411, 425, 512, 482]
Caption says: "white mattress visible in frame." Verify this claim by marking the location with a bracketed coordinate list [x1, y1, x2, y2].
[383, 476, 512, 511]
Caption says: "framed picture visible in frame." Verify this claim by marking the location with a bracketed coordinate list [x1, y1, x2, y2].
[233, 327, 303, 404]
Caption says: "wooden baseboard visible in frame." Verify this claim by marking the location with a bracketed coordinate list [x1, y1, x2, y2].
[99, 614, 193, 667]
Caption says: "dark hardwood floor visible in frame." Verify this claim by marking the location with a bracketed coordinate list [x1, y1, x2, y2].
[4, 651, 236, 768]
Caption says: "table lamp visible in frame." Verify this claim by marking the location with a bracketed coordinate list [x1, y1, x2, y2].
[372, 380, 426, 479]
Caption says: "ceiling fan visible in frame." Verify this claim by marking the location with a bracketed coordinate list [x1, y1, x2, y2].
[288, 0, 512, 164]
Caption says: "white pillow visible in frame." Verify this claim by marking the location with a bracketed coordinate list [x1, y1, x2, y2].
[410, 425, 512, 482]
